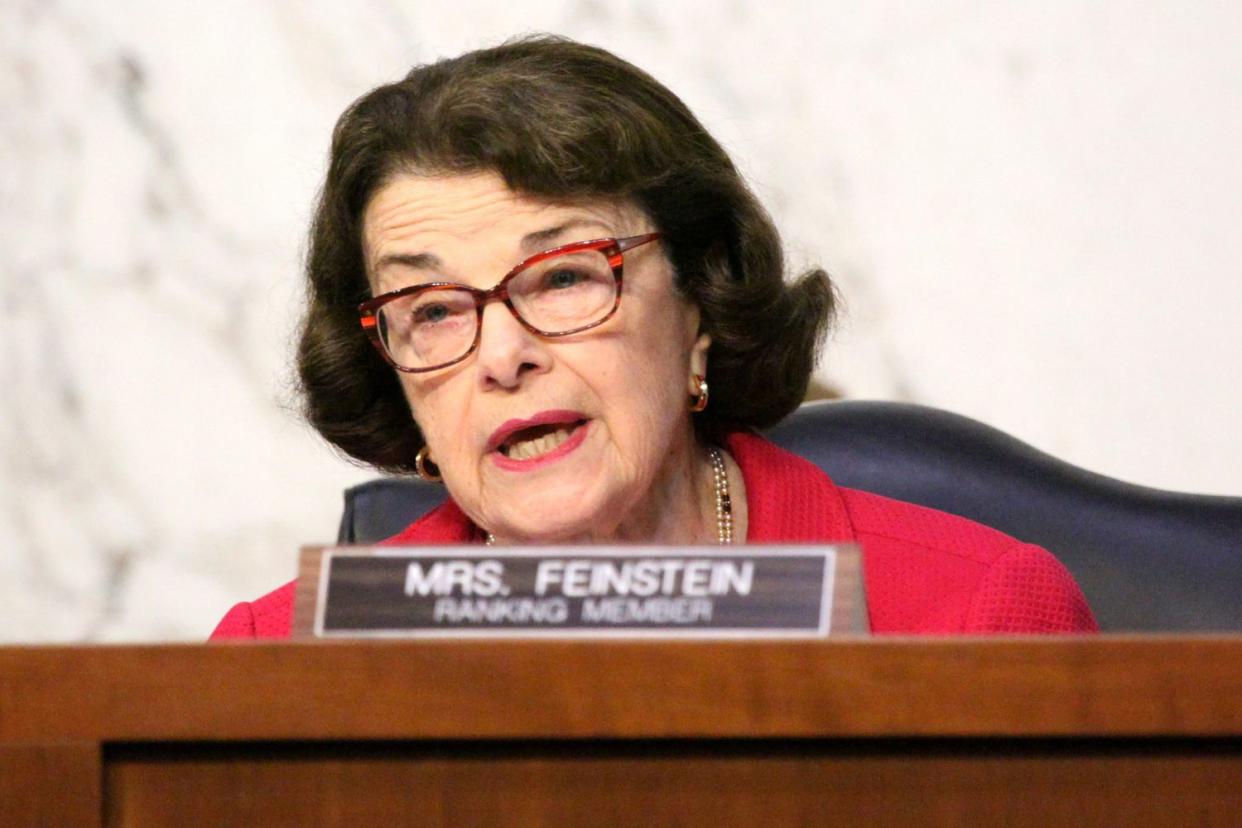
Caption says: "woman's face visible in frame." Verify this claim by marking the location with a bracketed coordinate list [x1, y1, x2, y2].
[362, 171, 709, 541]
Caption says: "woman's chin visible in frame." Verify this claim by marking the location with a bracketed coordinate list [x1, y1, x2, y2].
[488, 508, 612, 545]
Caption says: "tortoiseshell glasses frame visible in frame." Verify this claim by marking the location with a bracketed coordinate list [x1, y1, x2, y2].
[359, 232, 663, 373]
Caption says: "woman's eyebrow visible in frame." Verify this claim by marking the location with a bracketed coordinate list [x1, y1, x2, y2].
[372, 217, 614, 280]
[520, 218, 612, 252]
[374, 251, 442, 273]
[374, 217, 610, 271]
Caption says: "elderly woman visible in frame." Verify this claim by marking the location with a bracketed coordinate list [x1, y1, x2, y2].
[212, 37, 1095, 638]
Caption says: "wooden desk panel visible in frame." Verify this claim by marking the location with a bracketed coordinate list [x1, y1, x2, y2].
[103, 740, 1241, 828]
[1, 638, 1239, 827]
[3, 638, 1240, 741]
[0, 742, 100, 828]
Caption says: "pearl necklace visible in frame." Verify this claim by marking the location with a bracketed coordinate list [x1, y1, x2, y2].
[485, 446, 734, 545]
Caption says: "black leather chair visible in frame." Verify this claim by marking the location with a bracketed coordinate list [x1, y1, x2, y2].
[337, 400, 1242, 632]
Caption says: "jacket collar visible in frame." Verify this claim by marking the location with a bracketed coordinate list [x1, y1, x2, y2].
[724, 430, 857, 543]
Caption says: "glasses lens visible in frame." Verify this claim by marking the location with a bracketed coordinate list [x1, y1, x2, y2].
[375, 287, 477, 370]
[509, 248, 618, 333]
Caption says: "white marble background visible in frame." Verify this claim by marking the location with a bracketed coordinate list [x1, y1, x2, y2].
[3, 1, 1240, 642]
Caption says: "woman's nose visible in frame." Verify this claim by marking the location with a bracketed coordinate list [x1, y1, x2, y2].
[473, 301, 552, 389]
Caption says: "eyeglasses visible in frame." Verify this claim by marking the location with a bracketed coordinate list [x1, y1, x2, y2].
[359, 233, 662, 373]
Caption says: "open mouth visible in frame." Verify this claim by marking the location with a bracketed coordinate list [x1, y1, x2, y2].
[497, 419, 589, 461]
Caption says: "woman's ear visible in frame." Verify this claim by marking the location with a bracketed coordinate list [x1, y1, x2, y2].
[689, 332, 712, 380]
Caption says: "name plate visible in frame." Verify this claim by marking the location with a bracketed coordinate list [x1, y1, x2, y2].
[293, 545, 868, 639]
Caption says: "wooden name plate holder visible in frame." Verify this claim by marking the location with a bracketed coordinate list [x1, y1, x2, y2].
[292, 544, 869, 638]
[1, 637, 1239, 826]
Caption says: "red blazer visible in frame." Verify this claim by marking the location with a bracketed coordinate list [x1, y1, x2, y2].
[211, 432, 1097, 639]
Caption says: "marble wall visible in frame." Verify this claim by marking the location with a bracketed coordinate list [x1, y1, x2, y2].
[3, 1, 1240, 642]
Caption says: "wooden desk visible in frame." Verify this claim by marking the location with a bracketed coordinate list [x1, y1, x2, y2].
[2, 638, 1239, 826]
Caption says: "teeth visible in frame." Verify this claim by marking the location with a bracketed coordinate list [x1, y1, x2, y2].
[505, 427, 572, 461]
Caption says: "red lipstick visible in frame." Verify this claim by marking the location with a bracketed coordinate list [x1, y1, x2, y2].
[486, 410, 588, 452]
[487, 410, 591, 472]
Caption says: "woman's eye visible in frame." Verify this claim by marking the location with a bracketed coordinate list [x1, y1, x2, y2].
[412, 303, 451, 324]
[544, 269, 586, 290]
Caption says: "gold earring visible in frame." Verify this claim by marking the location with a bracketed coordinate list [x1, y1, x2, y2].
[689, 374, 709, 412]
[415, 445, 442, 482]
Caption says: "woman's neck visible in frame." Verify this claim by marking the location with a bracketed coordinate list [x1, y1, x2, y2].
[610, 439, 719, 545]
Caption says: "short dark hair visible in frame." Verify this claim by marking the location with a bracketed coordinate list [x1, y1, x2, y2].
[299, 35, 836, 473]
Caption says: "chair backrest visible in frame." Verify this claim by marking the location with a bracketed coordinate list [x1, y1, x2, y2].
[338, 400, 1242, 632]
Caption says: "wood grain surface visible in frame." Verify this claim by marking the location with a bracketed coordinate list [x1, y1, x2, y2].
[102, 741, 1240, 828]
[1, 638, 1239, 742]
[0, 742, 100, 828]
[3, 639, 1239, 827]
